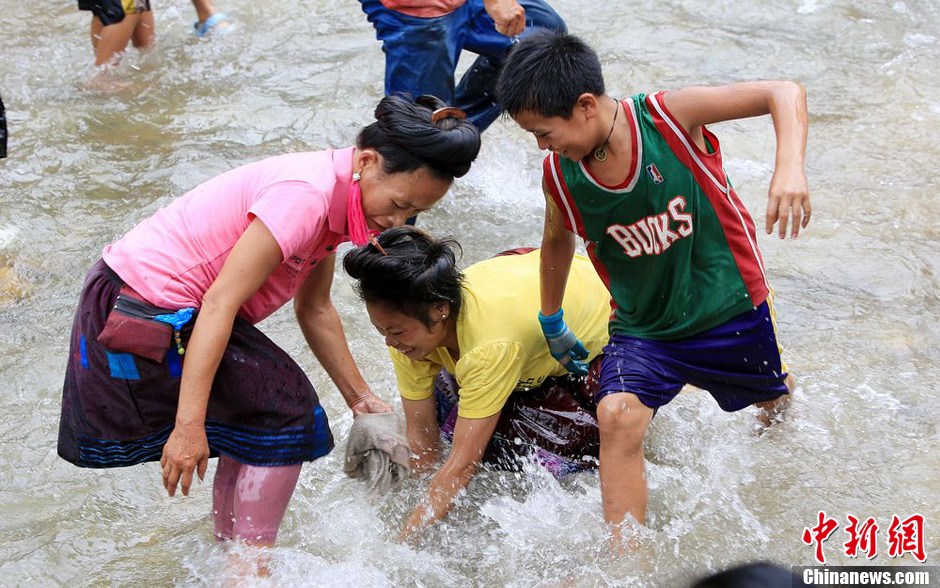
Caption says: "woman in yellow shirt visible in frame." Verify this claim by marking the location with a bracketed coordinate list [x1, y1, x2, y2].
[343, 226, 612, 539]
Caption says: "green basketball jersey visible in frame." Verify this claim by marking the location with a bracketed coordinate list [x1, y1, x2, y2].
[542, 92, 770, 340]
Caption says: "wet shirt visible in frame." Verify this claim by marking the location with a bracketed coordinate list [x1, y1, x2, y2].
[390, 250, 611, 419]
[543, 92, 770, 340]
[103, 148, 356, 324]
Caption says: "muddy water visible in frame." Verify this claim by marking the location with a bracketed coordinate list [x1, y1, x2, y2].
[0, 0, 937, 585]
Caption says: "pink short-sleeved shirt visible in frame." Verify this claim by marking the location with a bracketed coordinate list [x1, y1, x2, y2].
[102, 147, 356, 324]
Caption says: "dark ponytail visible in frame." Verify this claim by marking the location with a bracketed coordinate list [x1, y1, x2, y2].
[357, 95, 481, 180]
[343, 226, 464, 327]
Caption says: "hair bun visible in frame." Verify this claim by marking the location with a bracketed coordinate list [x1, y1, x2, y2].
[342, 227, 465, 325]
[374, 96, 481, 178]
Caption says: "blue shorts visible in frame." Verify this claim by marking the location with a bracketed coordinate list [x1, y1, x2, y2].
[596, 301, 790, 412]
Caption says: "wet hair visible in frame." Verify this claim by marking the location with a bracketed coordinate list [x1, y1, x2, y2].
[343, 226, 464, 328]
[357, 95, 481, 180]
[496, 30, 606, 119]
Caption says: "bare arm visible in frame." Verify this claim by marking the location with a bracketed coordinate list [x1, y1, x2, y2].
[294, 254, 390, 414]
[482, 0, 526, 37]
[398, 411, 501, 541]
[540, 183, 577, 315]
[664, 81, 811, 239]
[162, 218, 283, 497]
[401, 396, 442, 472]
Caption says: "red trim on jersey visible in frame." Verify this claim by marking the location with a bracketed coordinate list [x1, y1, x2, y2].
[646, 92, 769, 305]
[542, 153, 587, 239]
[585, 241, 616, 313]
[579, 100, 640, 191]
[542, 154, 617, 311]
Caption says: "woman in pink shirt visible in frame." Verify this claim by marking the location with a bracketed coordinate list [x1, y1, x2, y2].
[58, 95, 480, 549]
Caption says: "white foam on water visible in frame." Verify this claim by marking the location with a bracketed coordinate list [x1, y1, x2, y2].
[3, 0, 940, 583]
[0, 223, 19, 249]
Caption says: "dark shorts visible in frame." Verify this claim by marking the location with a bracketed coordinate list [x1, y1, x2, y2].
[58, 260, 334, 468]
[434, 357, 603, 478]
[597, 301, 790, 411]
[78, 0, 152, 26]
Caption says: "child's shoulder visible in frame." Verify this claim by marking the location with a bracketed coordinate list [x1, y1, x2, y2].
[623, 91, 667, 114]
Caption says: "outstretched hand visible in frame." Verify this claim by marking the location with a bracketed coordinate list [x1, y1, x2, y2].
[161, 423, 209, 497]
[483, 0, 526, 38]
[766, 166, 811, 239]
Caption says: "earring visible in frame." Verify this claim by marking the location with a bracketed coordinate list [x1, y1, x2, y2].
[441, 314, 447, 320]
[352, 170, 361, 182]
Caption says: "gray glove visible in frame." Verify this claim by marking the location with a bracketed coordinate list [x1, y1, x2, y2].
[343, 412, 411, 498]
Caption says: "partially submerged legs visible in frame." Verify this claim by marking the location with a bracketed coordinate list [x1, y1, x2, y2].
[191, 0, 231, 37]
[755, 373, 795, 428]
[595, 374, 794, 546]
[89, 12, 154, 67]
[212, 455, 301, 546]
[596, 391, 654, 544]
[87, 0, 228, 68]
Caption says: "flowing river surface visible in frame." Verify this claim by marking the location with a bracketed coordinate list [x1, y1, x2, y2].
[1, 0, 938, 585]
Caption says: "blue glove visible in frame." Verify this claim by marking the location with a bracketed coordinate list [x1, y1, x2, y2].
[538, 309, 589, 376]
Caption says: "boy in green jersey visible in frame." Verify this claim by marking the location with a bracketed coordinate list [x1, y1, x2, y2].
[496, 30, 811, 545]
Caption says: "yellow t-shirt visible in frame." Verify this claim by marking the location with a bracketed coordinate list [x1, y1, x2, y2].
[390, 250, 611, 419]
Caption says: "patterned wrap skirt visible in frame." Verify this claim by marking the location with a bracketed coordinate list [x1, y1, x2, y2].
[58, 259, 334, 468]
[434, 358, 602, 479]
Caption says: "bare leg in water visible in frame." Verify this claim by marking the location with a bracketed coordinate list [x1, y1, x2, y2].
[85, 11, 153, 92]
[596, 374, 794, 551]
[191, 0, 231, 33]
[596, 391, 654, 551]
[89, 12, 154, 67]
[755, 373, 796, 428]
